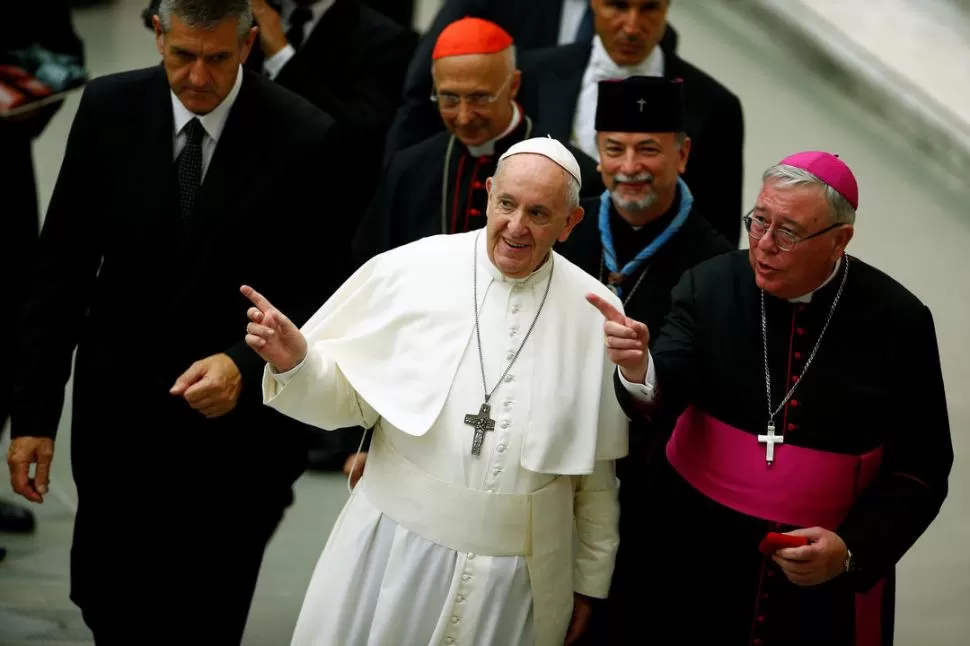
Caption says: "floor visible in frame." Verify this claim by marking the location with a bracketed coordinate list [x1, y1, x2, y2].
[1, 1, 968, 645]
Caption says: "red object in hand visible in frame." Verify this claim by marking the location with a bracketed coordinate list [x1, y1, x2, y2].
[759, 532, 810, 555]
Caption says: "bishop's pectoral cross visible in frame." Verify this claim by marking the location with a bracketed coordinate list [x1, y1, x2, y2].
[758, 423, 784, 466]
[464, 402, 496, 457]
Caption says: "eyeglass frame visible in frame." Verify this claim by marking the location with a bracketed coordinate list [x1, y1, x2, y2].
[742, 210, 845, 252]
[430, 73, 514, 110]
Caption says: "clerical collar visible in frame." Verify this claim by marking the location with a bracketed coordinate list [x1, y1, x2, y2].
[467, 102, 523, 157]
[589, 34, 665, 81]
[788, 257, 843, 303]
[170, 63, 243, 143]
[476, 228, 554, 287]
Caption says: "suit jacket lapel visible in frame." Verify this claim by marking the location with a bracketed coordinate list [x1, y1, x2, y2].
[534, 44, 589, 141]
[142, 66, 180, 233]
[192, 71, 263, 232]
[531, 0, 565, 47]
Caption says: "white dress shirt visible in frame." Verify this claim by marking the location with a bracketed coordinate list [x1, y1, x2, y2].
[558, 0, 590, 45]
[170, 64, 244, 180]
[263, 0, 336, 80]
[571, 35, 665, 161]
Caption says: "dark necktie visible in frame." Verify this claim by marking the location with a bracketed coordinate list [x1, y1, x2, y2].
[574, 4, 595, 43]
[176, 118, 205, 222]
[286, 6, 314, 51]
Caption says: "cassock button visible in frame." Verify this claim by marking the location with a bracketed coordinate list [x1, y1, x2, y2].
[506, 351, 515, 360]
[757, 615, 765, 623]
[791, 375, 799, 384]
[457, 594, 465, 603]
[503, 400, 512, 409]
[469, 208, 481, 216]
[446, 638, 455, 645]
[493, 467, 502, 476]
[753, 639, 763, 645]
[504, 374, 514, 383]
[468, 553, 476, 560]
[790, 399, 800, 408]
[501, 420, 510, 429]
[451, 616, 460, 624]
[462, 574, 471, 581]
[797, 327, 806, 335]
[794, 351, 803, 359]
[472, 180, 484, 189]
[497, 444, 507, 453]
[787, 423, 797, 432]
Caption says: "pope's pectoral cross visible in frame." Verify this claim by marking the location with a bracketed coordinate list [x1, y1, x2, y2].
[464, 402, 496, 457]
[758, 423, 784, 466]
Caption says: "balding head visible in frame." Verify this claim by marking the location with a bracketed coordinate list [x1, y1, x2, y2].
[432, 47, 521, 147]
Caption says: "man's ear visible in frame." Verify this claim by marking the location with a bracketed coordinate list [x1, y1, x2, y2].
[559, 206, 585, 242]
[153, 15, 165, 56]
[677, 135, 692, 174]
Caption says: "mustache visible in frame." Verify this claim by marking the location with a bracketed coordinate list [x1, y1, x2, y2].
[613, 172, 654, 186]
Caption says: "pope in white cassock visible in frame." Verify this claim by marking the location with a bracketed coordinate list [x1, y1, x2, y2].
[241, 137, 628, 646]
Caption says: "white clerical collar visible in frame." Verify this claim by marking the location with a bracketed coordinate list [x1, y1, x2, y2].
[467, 102, 523, 157]
[280, 0, 335, 33]
[476, 229, 554, 286]
[789, 256, 842, 303]
[170, 62, 244, 142]
[589, 34, 665, 81]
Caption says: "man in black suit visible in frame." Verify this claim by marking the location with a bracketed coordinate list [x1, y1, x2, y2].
[556, 76, 732, 644]
[7, 1, 344, 641]
[142, 0, 417, 472]
[0, 0, 85, 557]
[517, 0, 745, 246]
[385, 0, 679, 159]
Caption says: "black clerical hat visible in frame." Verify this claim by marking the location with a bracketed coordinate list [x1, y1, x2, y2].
[595, 76, 686, 133]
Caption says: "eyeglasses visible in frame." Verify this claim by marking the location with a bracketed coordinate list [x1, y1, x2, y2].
[743, 211, 844, 252]
[430, 74, 513, 110]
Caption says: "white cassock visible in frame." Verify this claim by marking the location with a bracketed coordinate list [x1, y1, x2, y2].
[264, 231, 628, 646]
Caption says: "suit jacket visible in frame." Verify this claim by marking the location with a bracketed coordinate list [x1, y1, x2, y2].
[245, 0, 416, 140]
[517, 42, 746, 246]
[384, 0, 679, 159]
[12, 67, 344, 502]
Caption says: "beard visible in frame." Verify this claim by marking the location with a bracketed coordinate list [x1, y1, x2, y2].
[610, 172, 658, 212]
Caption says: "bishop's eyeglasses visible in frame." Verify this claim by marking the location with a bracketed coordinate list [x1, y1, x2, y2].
[743, 211, 844, 252]
[430, 74, 513, 110]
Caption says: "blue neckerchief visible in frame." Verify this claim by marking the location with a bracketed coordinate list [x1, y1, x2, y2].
[599, 177, 693, 297]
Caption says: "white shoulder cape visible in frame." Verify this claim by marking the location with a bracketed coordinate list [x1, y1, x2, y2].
[291, 230, 628, 475]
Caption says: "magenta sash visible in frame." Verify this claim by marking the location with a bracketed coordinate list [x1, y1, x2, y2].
[666, 406, 887, 646]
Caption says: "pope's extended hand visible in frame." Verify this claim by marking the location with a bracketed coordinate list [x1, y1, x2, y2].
[586, 293, 651, 384]
[241, 285, 307, 373]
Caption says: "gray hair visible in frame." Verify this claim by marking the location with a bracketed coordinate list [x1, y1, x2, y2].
[763, 163, 856, 225]
[158, 0, 253, 39]
[563, 174, 581, 209]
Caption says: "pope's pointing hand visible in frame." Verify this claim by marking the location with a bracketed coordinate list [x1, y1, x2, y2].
[241, 285, 308, 373]
[586, 293, 650, 384]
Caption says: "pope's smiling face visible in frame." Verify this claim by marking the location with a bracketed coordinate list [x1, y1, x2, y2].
[485, 154, 584, 279]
